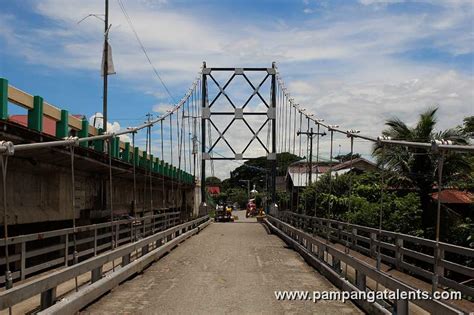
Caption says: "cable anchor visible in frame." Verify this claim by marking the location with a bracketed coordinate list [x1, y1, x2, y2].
[0, 141, 14, 156]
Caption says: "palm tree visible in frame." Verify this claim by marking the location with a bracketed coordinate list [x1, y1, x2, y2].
[372, 107, 470, 229]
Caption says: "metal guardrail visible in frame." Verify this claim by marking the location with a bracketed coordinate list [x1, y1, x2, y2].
[0, 215, 209, 313]
[0, 211, 181, 286]
[278, 211, 474, 299]
[265, 215, 465, 315]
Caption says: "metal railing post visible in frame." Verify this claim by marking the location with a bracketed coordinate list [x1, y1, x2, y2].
[20, 242, 26, 281]
[93, 227, 98, 256]
[351, 228, 357, 249]
[395, 237, 403, 270]
[64, 233, 69, 266]
[370, 232, 377, 258]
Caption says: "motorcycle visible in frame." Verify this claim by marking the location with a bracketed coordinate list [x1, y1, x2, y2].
[246, 200, 257, 218]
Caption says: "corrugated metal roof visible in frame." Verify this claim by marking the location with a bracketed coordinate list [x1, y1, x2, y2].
[288, 168, 353, 187]
[207, 186, 220, 195]
[431, 190, 473, 204]
[331, 158, 376, 171]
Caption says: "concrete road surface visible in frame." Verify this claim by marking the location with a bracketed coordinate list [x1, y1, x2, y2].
[83, 210, 362, 314]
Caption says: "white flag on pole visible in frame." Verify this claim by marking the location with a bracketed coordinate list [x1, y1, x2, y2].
[101, 42, 116, 76]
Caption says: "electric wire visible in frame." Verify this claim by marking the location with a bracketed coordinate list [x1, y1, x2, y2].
[116, 0, 176, 104]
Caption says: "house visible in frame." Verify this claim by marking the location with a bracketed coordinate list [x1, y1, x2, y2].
[285, 158, 378, 210]
[287, 157, 378, 189]
[431, 189, 473, 217]
[207, 186, 220, 196]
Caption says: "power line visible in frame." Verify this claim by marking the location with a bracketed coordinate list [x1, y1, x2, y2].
[116, 0, 176, 104]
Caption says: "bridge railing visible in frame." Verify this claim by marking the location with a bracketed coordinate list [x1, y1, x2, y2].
[266, 214, 466, 315]
[0, 211, 182, 287]
[278, 211, 474, 299]
[0, 78, 194, 184]
[0, 215, 210, 313]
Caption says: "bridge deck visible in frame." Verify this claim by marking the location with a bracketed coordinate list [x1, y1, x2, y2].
[83, 211, 361, 314]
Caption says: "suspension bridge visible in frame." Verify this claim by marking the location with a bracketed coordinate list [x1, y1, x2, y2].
[0, 63, 473, 315]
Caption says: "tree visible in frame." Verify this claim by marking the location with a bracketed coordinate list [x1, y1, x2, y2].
[205, 176, 222, 186]
[461, 116, 474, 134]
[455, 116, 474, 190]
[227, 152, 301, 192]
[298, 171, 424, 235]
[372, 107, 471, 228]
[334, 153, 361, 163]
[226, 188, 248, 208]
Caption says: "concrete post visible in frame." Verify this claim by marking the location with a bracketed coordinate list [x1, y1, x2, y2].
[122, 142, 130, 162]
[355, 270, 366, 291]
[396, 298, 408, 315]
[79, 117, 89, 147]
[0, 78, 8, 120]
[93, 128, 104, 151]
[0, 78, 7, 120]
[91, 266, 102, 283]
[40, 288, 56, 310]
[28, 96, 43, 132]
[56, 109, 69, 138]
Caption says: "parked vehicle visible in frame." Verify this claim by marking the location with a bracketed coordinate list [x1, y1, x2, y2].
[215, 203, 234, 222]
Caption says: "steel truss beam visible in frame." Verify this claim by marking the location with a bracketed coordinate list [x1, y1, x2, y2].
[201, 63, 277, 204]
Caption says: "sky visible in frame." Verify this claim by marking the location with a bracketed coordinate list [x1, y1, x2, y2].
[0, 0, 473, 179]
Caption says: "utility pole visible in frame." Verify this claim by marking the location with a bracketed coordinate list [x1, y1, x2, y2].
[145, 113, 153, 218]
[192, 116, 197, 178]
[315, 123, 321, 181]
[201, 62, 207, 205]
[145, 113, 153, 154]
[270, 62, 277, 206]
[103, 0, 109, 132]
[297, 128, 326, 186]
[77, 0, 112, 134]
[183, 113, 198, 179]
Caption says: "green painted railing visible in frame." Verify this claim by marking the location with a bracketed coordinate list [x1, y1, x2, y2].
[0, 77, 195, 184]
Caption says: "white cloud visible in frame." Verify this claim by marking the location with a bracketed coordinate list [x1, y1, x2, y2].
[287, 69, 473, 161]
[359, 0, 404, 6]
[1, 0, 472, 178]
[89, 112, 131, 142]
[152, 103, 174, 114]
